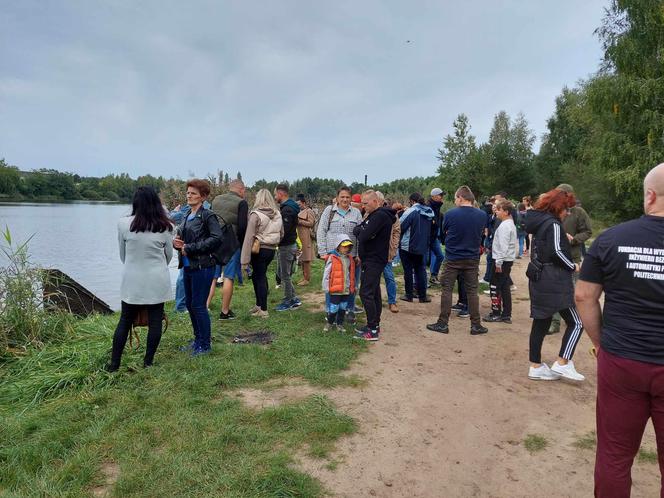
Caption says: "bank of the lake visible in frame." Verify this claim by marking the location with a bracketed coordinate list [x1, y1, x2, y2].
[0, 202, 178, 310]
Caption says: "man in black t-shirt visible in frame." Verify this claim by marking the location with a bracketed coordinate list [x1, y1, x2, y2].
[576, 163, 664, 497]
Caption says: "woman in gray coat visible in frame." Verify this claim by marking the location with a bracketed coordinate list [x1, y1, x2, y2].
[106, 186, 174, 371]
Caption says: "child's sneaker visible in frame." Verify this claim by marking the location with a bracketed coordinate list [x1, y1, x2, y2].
[335, 324, 346, 333]
[323, 323, 332, 332]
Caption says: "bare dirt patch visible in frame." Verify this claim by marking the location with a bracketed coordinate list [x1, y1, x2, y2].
[91, 461, 120, 498]
[291, 258, 660, 497]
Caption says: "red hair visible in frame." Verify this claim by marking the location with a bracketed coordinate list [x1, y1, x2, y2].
[186, 179, 211, 198]
[534, 188, 576, 219]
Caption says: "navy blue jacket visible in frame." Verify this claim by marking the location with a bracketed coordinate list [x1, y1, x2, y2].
[441, 206, 486, 261]
[399, 203, 435, 255]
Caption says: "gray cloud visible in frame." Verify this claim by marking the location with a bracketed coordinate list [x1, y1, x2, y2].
[0, 0, 607, 184]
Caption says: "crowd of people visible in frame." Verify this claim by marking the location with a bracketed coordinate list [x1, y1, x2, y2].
[106, 164, 664, 496]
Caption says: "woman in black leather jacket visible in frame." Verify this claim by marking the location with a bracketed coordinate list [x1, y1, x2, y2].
[173, 179, 222, 355]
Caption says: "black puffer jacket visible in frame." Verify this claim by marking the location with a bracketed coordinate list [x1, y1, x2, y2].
[524, 210, 576, 319]
[177, 207, 223, 269]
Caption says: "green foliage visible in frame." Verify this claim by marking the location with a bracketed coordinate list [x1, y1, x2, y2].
[0, 227, 74, 355]
[524, 434, 548, 453]
[0, 158, 21, 196]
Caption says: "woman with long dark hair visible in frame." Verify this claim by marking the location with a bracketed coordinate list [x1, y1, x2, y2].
[524, 188, 584, 382]
[173, 179, 222, 355]
[106, 186, 174, 371]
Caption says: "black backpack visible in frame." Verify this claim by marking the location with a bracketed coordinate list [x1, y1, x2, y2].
[213, 214, 239, 265]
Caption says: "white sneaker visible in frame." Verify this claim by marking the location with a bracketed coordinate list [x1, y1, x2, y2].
[323, 323, 332, 332]
[551, 360, 585, 381]
[510, 285, 517, 291]
[479, 279, 489, 284]
[483, 290, 491, 295]
[528, 363, 561, 381]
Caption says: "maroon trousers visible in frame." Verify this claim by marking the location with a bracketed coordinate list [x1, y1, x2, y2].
[595, 349, 664, 497]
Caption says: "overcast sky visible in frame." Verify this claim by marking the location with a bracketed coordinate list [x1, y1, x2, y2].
[0, 0, 607, 185]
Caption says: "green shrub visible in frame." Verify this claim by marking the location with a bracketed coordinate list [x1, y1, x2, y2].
[0, 226, 74, 356]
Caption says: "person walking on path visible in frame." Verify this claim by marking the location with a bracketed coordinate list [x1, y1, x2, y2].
[353, 190, 396, 341]
[376, 191, 400, 313]
[524, 188, 584, 381]
[399, 193, 435, 303]
[427, 188, 446, 285]
[548, 183, 592, 334]
[317, 187, 364, 322]
[576, 163, 664, 497]
[106, 186, 174, 372]
[240, 189, 283, 318]
[295, 194, 316, 286]
[483, 199, 517, 323]
[173, 179, 223, 356]
[211, 179, 248, 320]
[426, 186, 488, 336]
[322, 234, 356, 332]
[274, 184, 301, 311]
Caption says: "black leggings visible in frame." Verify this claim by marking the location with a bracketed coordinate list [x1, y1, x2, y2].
[251, 248, 275, 311]
[529, 307, 583, 363]
[111, 301, 164, 367]
[525, 235, 531, 251]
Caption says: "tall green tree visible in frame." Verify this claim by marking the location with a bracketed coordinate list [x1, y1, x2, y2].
[436, 114, 479, 193]
[0, 159, 20, 196]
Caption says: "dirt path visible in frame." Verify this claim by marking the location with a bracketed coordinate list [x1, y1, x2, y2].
[240, 258, 660, 497]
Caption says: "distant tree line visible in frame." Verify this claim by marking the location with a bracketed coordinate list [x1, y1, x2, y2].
[436, 0, 664, 222]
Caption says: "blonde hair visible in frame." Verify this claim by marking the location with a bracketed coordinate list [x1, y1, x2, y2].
[253, 188, 279, 212]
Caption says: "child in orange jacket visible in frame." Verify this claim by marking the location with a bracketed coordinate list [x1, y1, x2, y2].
[322, 234, 356, 332]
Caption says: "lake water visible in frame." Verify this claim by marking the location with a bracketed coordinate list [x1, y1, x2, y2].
[0, 202, 180, 310]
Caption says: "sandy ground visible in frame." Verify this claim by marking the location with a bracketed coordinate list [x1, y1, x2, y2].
[235, 257, 660, 497]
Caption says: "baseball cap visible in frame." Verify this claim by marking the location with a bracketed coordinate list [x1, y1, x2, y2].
[351, 194, 362, 203]
[339, 240, 353, 247]
[430, 188, 444, 196]
[556, 183, 574, 193]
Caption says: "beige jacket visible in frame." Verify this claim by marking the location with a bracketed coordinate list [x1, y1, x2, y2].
[241, 208, 283, 265]
[389, 218, 401, 262]
[297, 207, 316, 262]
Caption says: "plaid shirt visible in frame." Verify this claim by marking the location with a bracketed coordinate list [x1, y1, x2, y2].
[316, 205, 363, 257]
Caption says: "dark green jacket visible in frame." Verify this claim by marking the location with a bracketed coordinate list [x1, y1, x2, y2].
[562, 206, 592, 263]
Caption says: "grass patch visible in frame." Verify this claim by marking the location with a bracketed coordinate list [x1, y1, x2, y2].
[573, 431, 596, 450]
[524, 434, 548, 453]
[0, 260, 364, 496]
[638, 448, 658, 464]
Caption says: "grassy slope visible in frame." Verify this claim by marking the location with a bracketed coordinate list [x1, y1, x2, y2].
[0, 261, 366, 497]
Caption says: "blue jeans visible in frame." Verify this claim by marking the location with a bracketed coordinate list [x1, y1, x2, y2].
[518, 234, 525, 256]
[184, 266, 215, 351]
[175, 269, 186, 311]
[383, 263, 397, 305]
[483, 252, 494, 282]
[429, 239, 444, 277]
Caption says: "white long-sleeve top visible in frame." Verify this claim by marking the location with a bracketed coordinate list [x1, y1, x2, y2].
[492, 218, 517, 267]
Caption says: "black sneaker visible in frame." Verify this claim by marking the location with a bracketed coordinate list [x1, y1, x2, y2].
[500, 316, 512, 324]
[482, 314, 503, 322]
[470, 324, 489, 335]
[400, 295, 414, 302]
[418, 296, 432, 303]
[451, 303, 464, 312]
[429, 276, 440, 286]
[219, 310, 236, 320]
[426, 322, 449, 334]
[457, 309, 469, 318]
